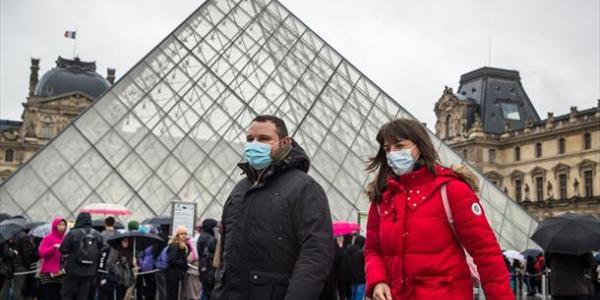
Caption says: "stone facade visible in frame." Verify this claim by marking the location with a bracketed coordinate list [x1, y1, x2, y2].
[0, 57, 113, 182]
[434, 68, 600, 220]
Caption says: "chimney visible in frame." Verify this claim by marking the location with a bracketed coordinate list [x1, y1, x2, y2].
[107, 68, 116, 85]
[29, 58, 40, 97]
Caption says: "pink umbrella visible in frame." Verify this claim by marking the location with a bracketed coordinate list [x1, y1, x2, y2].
[80, 203, 131, 216]
[332, 221, 360, 237]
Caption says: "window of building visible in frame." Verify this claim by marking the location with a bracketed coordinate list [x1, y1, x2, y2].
[558, 138, 566, 154]
[501, 102, 520, 120]
[445, 115, 451, 138]
[535, 142, 542, 158]
[462, 149, 468, 159]
[41, 125, 54, 138]
[559, 173, 567, 200]
[514, 147, 521, 161]
[4, 150, 14, 162]
[488, 149, 496, 163]
[535, 176, 544, 201]
[584, 170, 594, 197]
[515, 179, 522, 202]
[584, 133, 591, 150]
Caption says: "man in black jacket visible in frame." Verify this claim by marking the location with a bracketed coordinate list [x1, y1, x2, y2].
[60, 212, 103, 300]
[213, 115, 334, 300]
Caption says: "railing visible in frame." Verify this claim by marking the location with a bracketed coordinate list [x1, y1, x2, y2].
[519, 195, 600, 208]
[473, 272, 551, 300]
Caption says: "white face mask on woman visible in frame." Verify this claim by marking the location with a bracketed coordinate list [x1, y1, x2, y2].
[386, 146, 416, 176]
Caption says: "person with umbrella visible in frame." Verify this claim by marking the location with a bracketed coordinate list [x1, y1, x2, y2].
[100, 217, 118, 242]
[37, 217, 67, 300]
[546, 252, 595, 300]
[106, 237, 136, 300]
[0, 217, 24, 298]
[531, 212, 600, 299]
[1, 216, 38, 300]
[104, 228, 164, 299]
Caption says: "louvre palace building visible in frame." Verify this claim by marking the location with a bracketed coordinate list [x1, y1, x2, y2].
[434, 67, 599, 220]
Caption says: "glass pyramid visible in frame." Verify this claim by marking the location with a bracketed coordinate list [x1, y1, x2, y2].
[0, 0, 538, 250]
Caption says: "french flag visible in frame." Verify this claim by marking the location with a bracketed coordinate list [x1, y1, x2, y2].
[64, 31, 76, 39]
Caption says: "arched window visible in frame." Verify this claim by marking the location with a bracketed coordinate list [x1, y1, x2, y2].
[535, 142, 542, 158]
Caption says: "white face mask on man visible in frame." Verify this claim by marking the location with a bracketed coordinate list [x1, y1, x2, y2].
[386, 146, 416, 176]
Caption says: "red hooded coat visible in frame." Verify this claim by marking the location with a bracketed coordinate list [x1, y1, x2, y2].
[365, 165, 514, 299]
[38, 217, 66, 274]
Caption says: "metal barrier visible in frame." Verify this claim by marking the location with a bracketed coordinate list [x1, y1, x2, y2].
[473, 272, 550, 300]
[11, 267, 161, 277]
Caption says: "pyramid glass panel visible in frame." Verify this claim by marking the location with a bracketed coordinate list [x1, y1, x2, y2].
[0, 0, 538, 249]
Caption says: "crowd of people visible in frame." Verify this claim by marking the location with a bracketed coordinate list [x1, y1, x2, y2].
[0, 115, 599, 300]
[0, 213, 221, 300]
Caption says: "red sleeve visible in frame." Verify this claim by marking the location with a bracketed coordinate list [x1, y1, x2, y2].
[446, 180, 514, 300]
[364, 202, 387, 297]
[38, 237, 55, 258]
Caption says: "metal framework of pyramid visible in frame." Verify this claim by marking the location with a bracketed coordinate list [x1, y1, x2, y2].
[0, 0, 538, 250]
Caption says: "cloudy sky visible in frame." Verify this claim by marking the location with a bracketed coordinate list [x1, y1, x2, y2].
[1, 0, 598, 129]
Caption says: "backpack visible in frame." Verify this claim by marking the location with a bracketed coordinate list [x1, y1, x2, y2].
[154, 246, 169, 270]
[74, 228, 100, 265]
[139, 247, 155, 272]
[107, 256, 135, 287]
[198, 235, 217, 287]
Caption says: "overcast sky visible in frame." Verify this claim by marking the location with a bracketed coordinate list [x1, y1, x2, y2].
[1, 0, 598, 129]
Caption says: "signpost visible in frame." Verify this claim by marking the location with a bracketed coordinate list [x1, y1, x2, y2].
[357, 211, 368, 236]
[171, 202, 197, 238]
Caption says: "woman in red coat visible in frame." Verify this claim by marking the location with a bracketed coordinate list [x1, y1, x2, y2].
[364, 119, 514, 300]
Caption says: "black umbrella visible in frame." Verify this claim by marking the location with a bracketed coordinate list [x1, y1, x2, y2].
[0, 213, 11, 223]
[0, 218, 26, 244]
[92, 219, 124, 232]
[25, 221, 46, 231]
[141, 216, 171, 226]
[521, 248, 543, 258]
[531, 212, 600, 255]
[106, 231, 164, 253]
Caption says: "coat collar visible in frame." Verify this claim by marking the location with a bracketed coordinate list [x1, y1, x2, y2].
[385, 165, 460, 199]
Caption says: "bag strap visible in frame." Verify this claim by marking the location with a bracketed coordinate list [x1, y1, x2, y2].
[441, 184, 481, 281]
[440, 185, 456, 233]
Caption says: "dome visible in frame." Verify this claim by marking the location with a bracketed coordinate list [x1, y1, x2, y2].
[35, 56, 110, 99]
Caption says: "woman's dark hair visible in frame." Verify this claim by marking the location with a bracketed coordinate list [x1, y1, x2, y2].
[366, 118, 439, 203]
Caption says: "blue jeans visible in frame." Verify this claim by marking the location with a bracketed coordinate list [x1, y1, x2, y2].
[350, 284, 365, 300]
